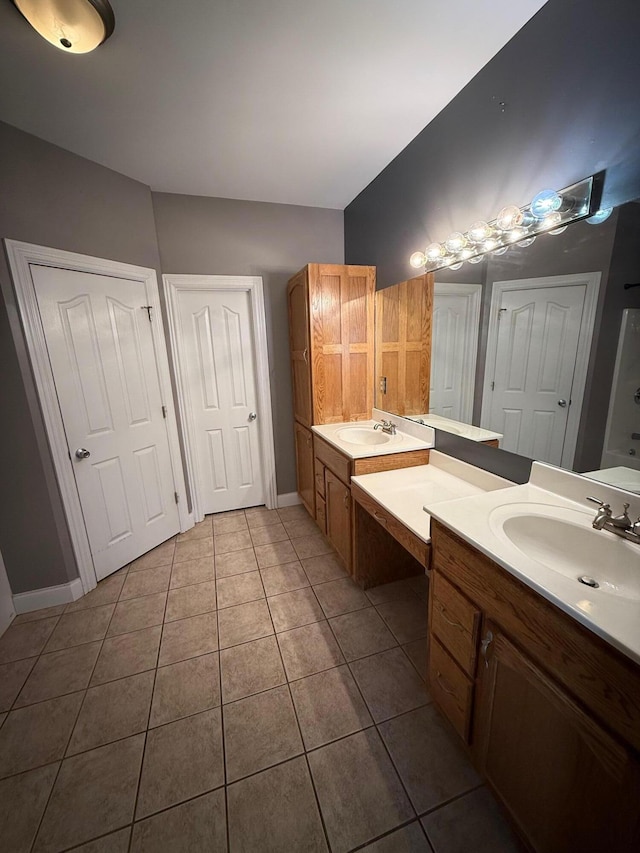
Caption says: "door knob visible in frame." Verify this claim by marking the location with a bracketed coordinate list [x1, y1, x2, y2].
[248, 412, 257, 421]
[75, 448, 91, 459]
[557, 399, 567, 408]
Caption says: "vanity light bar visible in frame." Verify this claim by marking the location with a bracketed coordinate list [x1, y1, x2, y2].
[409, 175, 601, 272]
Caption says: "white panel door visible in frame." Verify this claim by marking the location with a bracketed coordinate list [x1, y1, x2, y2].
[176, 289, 264, 513]
[430, 283, 481, 422]
[32, 265, 180, 581]
[486, 284, 585, 465]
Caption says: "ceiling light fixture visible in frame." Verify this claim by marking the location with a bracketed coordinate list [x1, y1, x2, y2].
[11, 0, 115, 54]
[409, 174, 601, 272]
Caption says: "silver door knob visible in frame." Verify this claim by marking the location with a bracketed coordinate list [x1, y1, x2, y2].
[248, 412, 257, 421]
[557, 399, 567, 408]
[75, 448, 91, 459]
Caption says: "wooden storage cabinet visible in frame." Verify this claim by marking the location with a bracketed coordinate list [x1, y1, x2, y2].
[324, 469, 352, 572]
[293, 422, 315, 517]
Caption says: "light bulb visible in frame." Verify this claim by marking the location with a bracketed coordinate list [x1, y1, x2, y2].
[517, 236, 536, 248]
[549, 225, 568, 235]
[13, 0, 115, 54]
[445, 232, 467, 253]
[426, 242, 445, 261]
[482, 238, 498, 252]
[496, 205, 524, 231]
[492, 246, 509, 255]
[467, 255, 484, 264]
[530, 189, 562, 220]
[458, 247, 474, 260]
[449, 262, 463, 270]
[586, 207, 613, 225]
[505, 227, 526, 243]
[468, 221, 492, 243]
[409, 251, 426, 268]
[539, 211, 562, 231]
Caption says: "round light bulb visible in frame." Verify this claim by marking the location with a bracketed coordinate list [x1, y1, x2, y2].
[492, 246, 509, 255]
[505, 227, 526, 243]
[458, 247, 474, 260]
[496, 205, 524, 231]
[530, 189, 562, 220]
[468, 221, 492, 243]
[586, 207, 613, 225]
[549, 225, 568, 235]
[425, 242, 445, 261]
[467, 254, 484, 264]
[517, 236, 536, 248]
[449, 262, 463, 270]
[409, 251, 426, 268]
[445, 232, 467, 253]
[539, 211, 562, 231]
[482, 238, 498, 252]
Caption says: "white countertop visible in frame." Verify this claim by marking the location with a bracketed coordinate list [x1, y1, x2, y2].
[406, 413, 503, 443]
[351, 451, 512, 543]
[312, 419, 433, 459]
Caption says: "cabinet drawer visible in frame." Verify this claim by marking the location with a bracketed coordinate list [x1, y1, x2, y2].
[428, 636, 474, 742]
[314, 458, 325, 498]
[431, 572, 481, 677]
[316, 494, 326, 534]
[314, 435, 351, 485]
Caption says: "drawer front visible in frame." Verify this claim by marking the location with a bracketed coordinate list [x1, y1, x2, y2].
[316, 494, 326, 534]
[351, 483, 429, 567]
[428, 636, 474, 742]
[314, 458, 326, 498]
[431, 572, 481, 677]
[314, 435, 351, 485]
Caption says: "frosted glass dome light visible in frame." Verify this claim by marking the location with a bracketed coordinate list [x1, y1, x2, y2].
[12, 0, 115, 53]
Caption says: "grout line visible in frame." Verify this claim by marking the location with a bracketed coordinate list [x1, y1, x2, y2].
[346, 816, 427, 852]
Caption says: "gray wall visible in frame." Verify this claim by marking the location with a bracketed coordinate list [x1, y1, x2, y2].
[152, 193, 344, 496]
[0, 120, 163, 594]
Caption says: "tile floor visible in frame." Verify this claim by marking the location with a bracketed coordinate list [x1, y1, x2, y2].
[0, 504, 522, 853]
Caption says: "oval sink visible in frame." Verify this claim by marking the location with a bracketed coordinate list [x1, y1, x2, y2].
[336, 427, 391, 446]
[489, 503, 640, 601]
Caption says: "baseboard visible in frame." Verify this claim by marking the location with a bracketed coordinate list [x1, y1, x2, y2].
[277, 491, 302, 508]
[13, 577, 85, 614]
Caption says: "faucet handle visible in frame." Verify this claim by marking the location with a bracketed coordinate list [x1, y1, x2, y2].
[587, 496, 610, 508]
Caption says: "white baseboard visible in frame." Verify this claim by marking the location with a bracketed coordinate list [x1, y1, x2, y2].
[13, 577, 85, 614]
[277, 491, 302, 508]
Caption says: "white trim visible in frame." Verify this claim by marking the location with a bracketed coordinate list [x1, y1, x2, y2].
[13, 578, 84, 614]
[480, 272, 601, 469]
[433, 281, 482, 423]
[163, 274, 278, 516]
[4, 239, 191, 595]
[277, 491, 303, 508]
[0, 549, 15, 635]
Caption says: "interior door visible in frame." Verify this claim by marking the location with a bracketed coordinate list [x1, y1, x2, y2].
[485, 284, 585, 465]
[32, 265, 180, 581]
[175, 288, 264, 514]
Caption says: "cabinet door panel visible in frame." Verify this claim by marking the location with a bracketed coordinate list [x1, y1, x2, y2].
[325, 469, 352, 572]
[294, 422, 315, 517]
[288, 271, 313, 427]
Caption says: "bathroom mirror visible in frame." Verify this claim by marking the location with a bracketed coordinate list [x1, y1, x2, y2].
[375, 199, 640, 491]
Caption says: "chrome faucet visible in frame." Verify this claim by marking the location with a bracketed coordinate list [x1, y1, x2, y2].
[374, 419, 397, 435]
[587, 496, 640, 544]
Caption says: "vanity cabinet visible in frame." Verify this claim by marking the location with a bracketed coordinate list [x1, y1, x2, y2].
[324, 469, 352, 571]
[293, 422, 315, 517]
[429, 519, 640, 853]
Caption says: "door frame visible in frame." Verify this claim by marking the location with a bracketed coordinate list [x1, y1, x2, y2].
[5, 239, 192, 595]
[162, 274, 277, 520]
[432, 281, 482, 423]
[480, 272, 601, 468]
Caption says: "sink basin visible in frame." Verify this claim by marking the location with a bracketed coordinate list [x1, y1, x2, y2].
[336, 427, 391, 446]
[489, 502, 640, 601]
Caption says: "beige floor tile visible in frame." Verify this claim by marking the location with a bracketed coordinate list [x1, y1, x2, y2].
[165, 579, 216, 622]
[71, 827, 131, 852]
[214, 547, 258, 578]
[176, 517, 213, 543]
[227, 756, 327, 853]
[131, 789, 226, 852]
[245, 507, 281, 529]
[15, 642, 101, 708]
[119, 566, 171, 602]
[0, 658, 37, 711]
[136, 708, 224, 819]
[282, 516, 322, 539]
[91, 626, 161, 686]
[66, 574, 126, 612]
[216, 570, 264, 609]
[107, 592, 167, 637]
[0, 692, 84, 779]
[277, 504, 311, 522]
[34, 734, 144, 852]
[213, 514, 248, 536]
[291, 534, 334, 560]
[277, 620, 344, 681]
[0, 617, 59, 664]
[214, 529, 253, 554]
[0, 763, 59, 853]
[158, 612, 218, 666]
[329, 607, 397, 662]
[249, 522, 289, 546]
[365, 578, 420, 605]
[218, 599, 273, 649]
[290, 665, 373, 750]
[301, 553, 348, 585]
[421, 787, 520, 853]
[44, 605, 114, 653]
[220, 636, 286, 704]
[376, 597, 428, 644]
[403, 638, 428, 681]
[224, 684, 303, 782]
[128, 540, 176, 572]
[150, 652, 220, 727]
[308, 728, 414, 853]
[313, 576, 370, 618]
[169, 556, 215, 589]
[267, 587, 324, 632]
[254, 539, 297, 569]
[174, 537, 214, 564]
[67, 671, 154, 755]
[378, 706, 480, 814]
[349, 647, 430, 722]
[260, 561, 309, 596]
[12, 604, 67, 625]
[362, 822, 433, 852]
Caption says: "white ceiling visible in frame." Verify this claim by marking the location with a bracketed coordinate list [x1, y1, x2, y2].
[0, 0, 547, 209]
